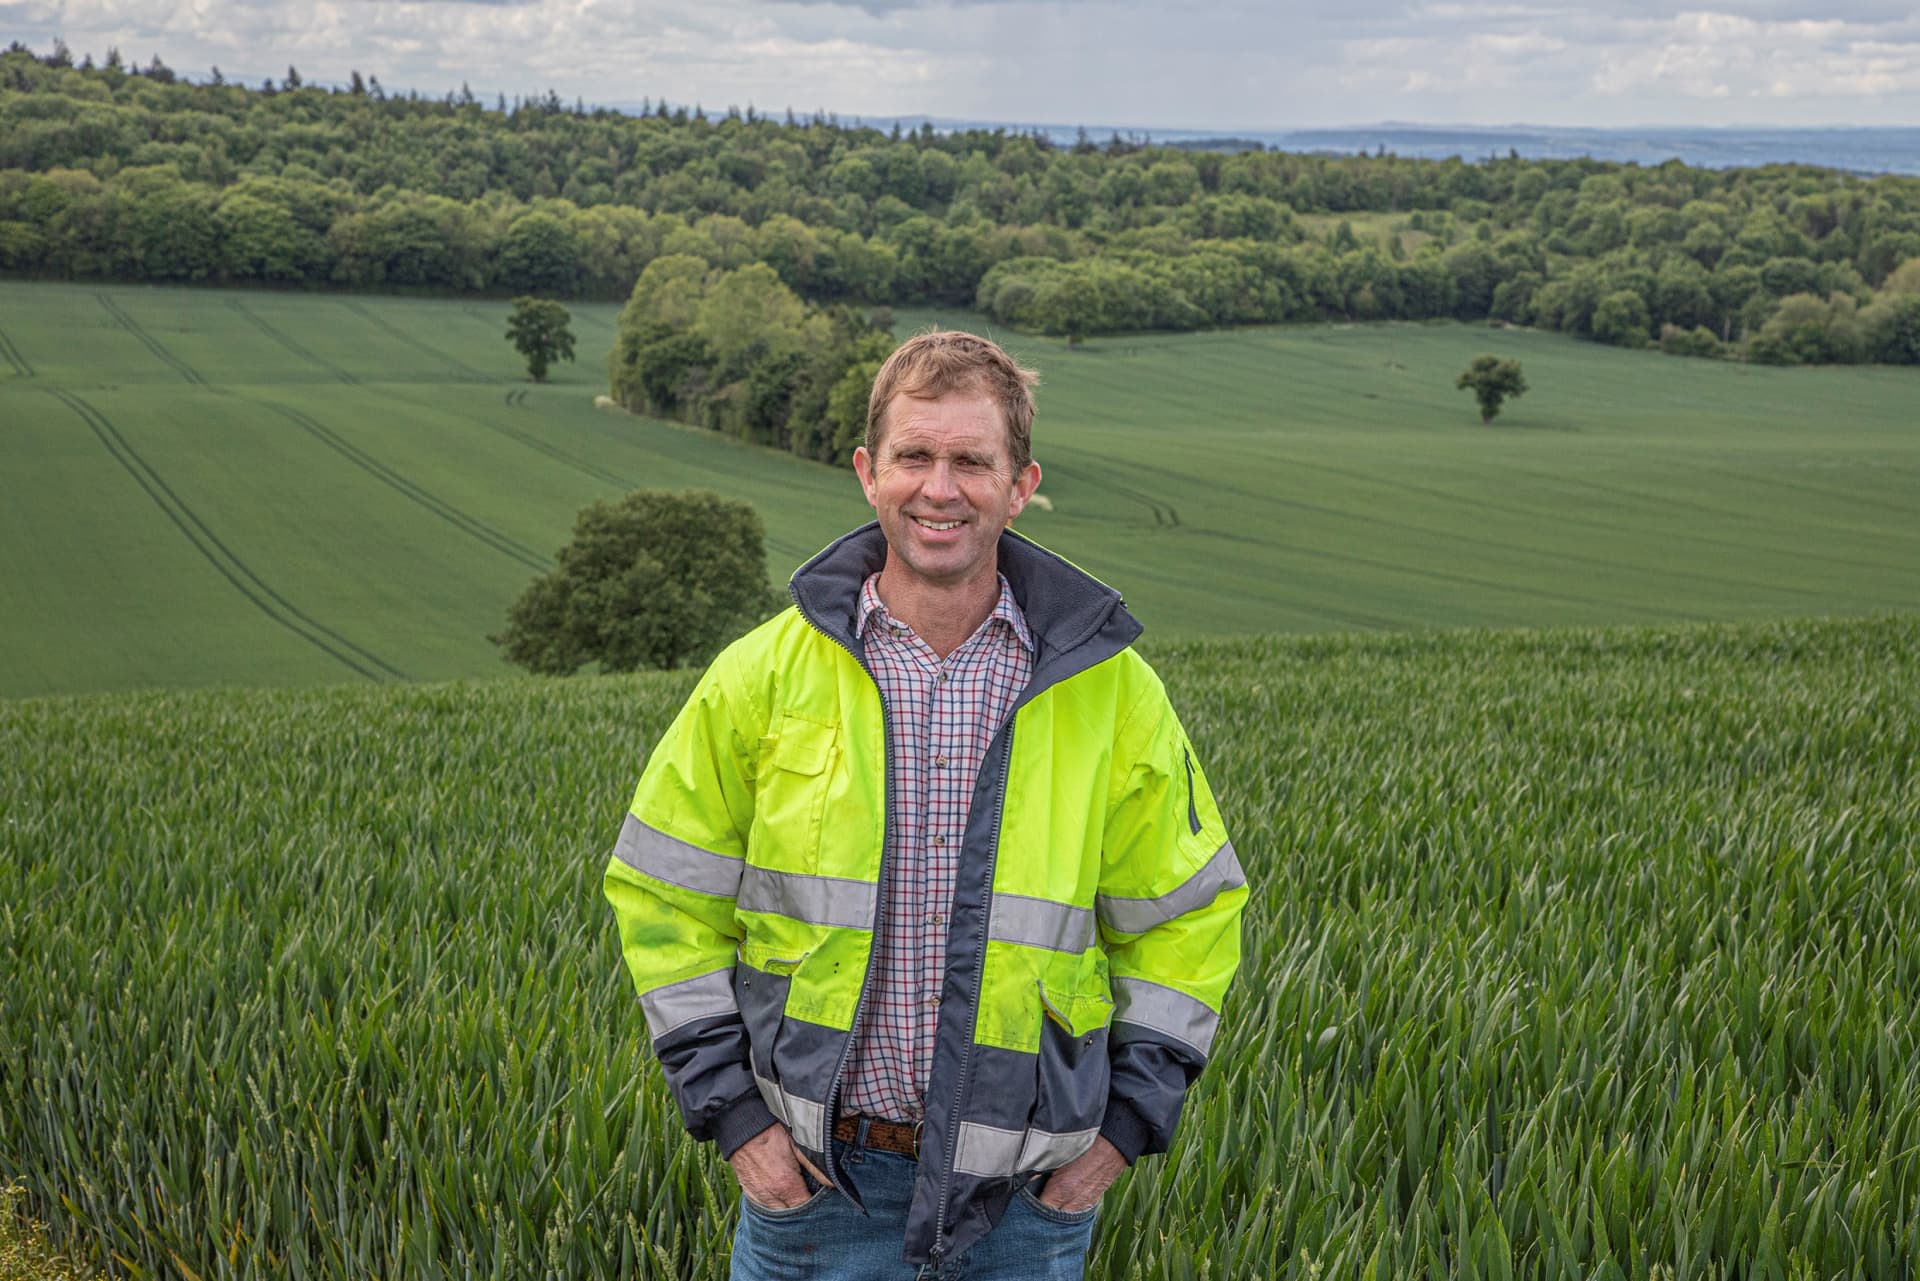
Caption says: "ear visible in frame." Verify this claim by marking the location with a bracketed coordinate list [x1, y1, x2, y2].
[853, 445, 880, 510]
[1006, 460, 1041, 521]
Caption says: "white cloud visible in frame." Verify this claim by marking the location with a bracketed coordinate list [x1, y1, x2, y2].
[1589, 10, 1920, 100]
[1471, 32, 1569, 55]
[1418, 3, 1567, 19]
[6, 0, 1920, 126]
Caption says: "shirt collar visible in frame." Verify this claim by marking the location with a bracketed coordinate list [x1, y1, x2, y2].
[856, 573, 1036, 654]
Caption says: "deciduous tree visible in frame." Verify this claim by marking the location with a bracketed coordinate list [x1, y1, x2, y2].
[492, 489, 772, 673]
[1862, 293, 1920, 364]
[506, 296, 575, 382]
[1747, 293, 1864, 366]
[1455, 354, 1528, 423]
[1591, 288, 1653, 348]
[495, 210, 582, 295]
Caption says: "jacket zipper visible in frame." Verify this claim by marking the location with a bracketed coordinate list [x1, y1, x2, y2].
[788, 583, 891, 1208]
[1183, 746, 1202, 836]
[785, 578, 1044, 1257]
[929, 720, 1016, 1262]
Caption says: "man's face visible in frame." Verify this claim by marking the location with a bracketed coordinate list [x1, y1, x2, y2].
[853, 390, 1041, 594]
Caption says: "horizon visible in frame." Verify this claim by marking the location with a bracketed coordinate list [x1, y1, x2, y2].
[9, 0, 1920, 133]
[15, 40, 1919, 150]
[19, 41, 1917, 174]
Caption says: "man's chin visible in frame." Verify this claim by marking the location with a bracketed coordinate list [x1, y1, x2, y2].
[891, 546, 991, 589]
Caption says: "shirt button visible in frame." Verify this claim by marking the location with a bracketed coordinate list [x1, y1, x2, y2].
[931, 834, 946, 847]
[933, 754, 948, 768]
[937, 672, 949, 684]
[928, 996, 941, 1009]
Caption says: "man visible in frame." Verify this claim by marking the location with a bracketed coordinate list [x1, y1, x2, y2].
[605, 331, 1245, 1279]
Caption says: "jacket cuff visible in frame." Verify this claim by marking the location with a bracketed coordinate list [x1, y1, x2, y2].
[1097, 1099, 1153, 1165]
[712, 1094, 781, 1159]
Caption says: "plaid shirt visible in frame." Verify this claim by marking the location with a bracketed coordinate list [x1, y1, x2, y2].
[842, 572, 1035, 1123]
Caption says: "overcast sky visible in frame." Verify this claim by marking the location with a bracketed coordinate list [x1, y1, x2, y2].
[8, 0, 1920, 130]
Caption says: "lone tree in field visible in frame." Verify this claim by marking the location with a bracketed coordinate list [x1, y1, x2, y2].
[1455, 354, 1528, 423]
[493, 489, 771, 674]
[506, 296, 575, 383]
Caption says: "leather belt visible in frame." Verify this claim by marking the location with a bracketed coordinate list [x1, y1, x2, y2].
[832, 1113, 922, 1159]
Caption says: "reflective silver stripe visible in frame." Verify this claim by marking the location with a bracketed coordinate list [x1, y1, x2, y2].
[952, 1121, 1100, 1177]
[639, 968, 738, 1041]
[1096, 840, 1244, 936]
[613, 813, 743, 898]
[739, 866, 877, 930]
[753, 1073, 828, 1151]
[1019, 1125, 1100, 1172]
[988, 892, 1094, 953]
[953, 1121, 1021, 1177]
[1111, 977, 1220, 1057]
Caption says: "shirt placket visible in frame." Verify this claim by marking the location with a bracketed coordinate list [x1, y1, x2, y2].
[919, 642, 962, 1104]
[895, 628, 936, 1119]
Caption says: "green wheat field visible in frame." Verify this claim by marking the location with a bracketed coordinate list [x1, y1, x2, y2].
[3, 619, 1917, 1277]
[2, 281, 1918, 698]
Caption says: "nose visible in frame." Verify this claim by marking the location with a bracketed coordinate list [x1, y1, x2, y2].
[922, 459, 960, 503]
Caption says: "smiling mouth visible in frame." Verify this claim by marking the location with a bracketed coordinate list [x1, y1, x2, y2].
[911, 516, 964, 531]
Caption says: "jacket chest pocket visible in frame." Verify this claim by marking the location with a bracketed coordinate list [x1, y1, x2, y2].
[751, 712, 838, 876]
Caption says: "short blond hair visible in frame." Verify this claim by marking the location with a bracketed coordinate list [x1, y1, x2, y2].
[865, 330, 1039, 473]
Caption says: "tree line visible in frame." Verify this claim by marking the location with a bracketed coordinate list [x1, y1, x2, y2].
[607, 256, 893, 463]
[4, 42, 1919, 365]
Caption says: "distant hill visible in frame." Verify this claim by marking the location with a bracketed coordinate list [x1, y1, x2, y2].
[6, 49, 1919, 368]
[854, 117, 1920, 177]
[5, 282, 1919, 697]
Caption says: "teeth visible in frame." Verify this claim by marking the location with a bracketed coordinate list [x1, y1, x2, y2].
[914, 518, 961, 531]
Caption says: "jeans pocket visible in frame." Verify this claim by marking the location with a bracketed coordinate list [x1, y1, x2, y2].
[741, 1180, 832, 1221]
[1016, 1180, 1100, 1226]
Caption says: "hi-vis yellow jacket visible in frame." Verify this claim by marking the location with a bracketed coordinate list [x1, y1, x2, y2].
[605, 524, 1245, 1266]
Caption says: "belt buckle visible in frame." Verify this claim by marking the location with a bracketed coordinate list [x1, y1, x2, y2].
[909, 1117, 924, 1160]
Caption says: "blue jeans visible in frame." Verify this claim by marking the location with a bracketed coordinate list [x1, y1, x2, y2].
[731, 1138, 1097, 1280]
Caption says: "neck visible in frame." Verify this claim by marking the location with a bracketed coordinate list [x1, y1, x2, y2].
[873, 557, 1001, 660]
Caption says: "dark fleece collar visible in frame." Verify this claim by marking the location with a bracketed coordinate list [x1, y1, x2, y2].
[786, 522, 1143, 694]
